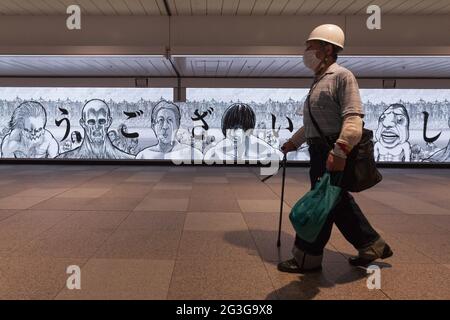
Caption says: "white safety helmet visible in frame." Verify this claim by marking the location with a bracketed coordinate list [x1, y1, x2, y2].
[307, 24, 345, 49]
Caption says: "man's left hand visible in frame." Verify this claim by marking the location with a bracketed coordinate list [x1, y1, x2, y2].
[326, 152, 346, 171]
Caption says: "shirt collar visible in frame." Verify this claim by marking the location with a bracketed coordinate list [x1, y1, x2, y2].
[325, 62, 339, 74]
[313, 62, 339, 82]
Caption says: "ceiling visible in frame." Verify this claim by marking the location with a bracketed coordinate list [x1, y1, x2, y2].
[174, 56, 450, 78]
[1, 55, 449, 78]
[0, 55, 176, 77]
[0, 0, 449, 16]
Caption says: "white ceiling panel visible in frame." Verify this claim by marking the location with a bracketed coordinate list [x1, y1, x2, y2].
[313, 0, 341, 15]
[221, 0, 240, 15]
[191, 0, 207, 15]
[172, 55, 450, 78]
[235, 0, 255, 15]
[265, 0, 290, 15]
[385, 0, 422, 14]
[140, 0, 164, 15]
[0, 55, 449, 78]
[68, 0, 103, 15]
[403, 0, 446, 14]
[0, 55, 176, 77]
[171, 0, 190, 15]
[0, 0, 449, 16]
[342, 0, 374, 15]
[322, 0, 356, 15]
[354, 0, 388, 14]
[206, 0, 224, 15]
[279, 0, 305, 15]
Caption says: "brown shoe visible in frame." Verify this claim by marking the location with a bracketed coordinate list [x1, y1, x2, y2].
[348, 243, 393, 267]
[277, 258, 322, 274]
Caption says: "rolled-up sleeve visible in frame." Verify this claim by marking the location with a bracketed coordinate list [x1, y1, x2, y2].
[289, 126, 306, 148]
[337, 72, 364, 117]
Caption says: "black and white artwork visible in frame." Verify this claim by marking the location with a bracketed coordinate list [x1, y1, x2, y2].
[374, 104, 411, 162]
[135, 100, 203, 161]
[202, 103, 283, 162]
[360, 89, 450, 163]
[1, 100, 59, 158]
[0, 87, 448, 163]
[56, 99, 134, 159]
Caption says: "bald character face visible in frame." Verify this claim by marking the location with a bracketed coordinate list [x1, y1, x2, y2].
[152, 108, 178, 145]
[375, 105, 410, 148]
[80, 100, 112, 145]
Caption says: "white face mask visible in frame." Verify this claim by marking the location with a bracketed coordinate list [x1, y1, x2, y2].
[303, 49, 322, 71]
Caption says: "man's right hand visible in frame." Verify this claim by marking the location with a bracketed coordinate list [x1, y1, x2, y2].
[281, 140, 297, 154]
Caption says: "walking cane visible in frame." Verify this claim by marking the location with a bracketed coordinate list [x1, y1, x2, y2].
[277, 154, 287, 247]
[260, 153, 287, 247]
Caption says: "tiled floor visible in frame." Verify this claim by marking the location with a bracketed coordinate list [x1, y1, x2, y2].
[0, 164, 449, 300]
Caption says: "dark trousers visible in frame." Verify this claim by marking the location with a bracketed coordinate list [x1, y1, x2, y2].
[294, 143, 380, 256]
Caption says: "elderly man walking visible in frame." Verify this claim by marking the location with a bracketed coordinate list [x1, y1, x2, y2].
[279, 24, 393, 273]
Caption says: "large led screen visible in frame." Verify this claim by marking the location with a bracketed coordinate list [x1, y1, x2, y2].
[0, 87, 448, 163]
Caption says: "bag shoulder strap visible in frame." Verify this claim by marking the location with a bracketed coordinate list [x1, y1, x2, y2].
[306, 79, 332, 149]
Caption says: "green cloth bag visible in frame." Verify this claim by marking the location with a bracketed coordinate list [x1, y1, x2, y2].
[289, 173, 342, 243]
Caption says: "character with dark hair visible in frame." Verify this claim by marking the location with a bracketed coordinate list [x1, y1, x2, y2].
[71, 131, 82, 143]
[57, 99, 133, 159]
[136, 100, 202, 160]
[221, 103, 256, 137]
[204, 103, 282, 161]
[374, 103, 411, 162]
[71, 130, 82, 149]
[1, 101, 59, 158]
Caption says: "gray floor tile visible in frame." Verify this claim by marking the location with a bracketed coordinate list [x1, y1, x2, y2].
[56, 259, 175, 300]
[168, 257, 275, 300]
[0, 165, 449, 300]
[94, 229, 182, 260]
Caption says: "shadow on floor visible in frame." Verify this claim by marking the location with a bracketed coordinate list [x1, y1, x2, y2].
[265, 259, 376, 300]
[224, 229, 389, 300]
[223, 229, 296, 261]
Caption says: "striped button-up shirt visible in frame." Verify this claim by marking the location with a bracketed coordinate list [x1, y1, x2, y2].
[302, 62, 364, 139]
